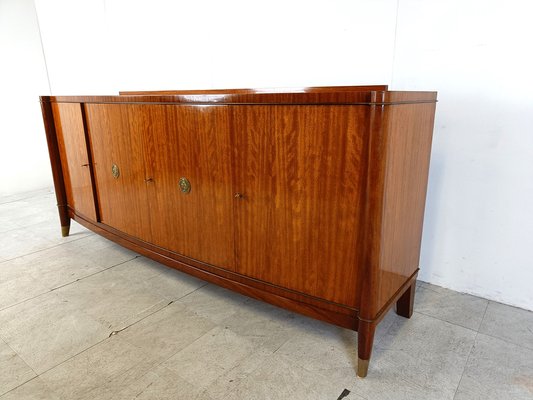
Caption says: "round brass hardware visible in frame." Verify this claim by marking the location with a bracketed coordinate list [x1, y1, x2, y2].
[111, 164, 120, 179]
[144, 177, 154, 183]
[179, 177, 191, 194]
[234, 193, 244, 199]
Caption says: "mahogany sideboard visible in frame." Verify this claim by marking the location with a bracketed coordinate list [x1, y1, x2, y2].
[40, 85, 437, 377]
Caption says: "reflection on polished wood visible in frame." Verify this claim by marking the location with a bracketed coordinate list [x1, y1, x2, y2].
[40, 85, 437, 377]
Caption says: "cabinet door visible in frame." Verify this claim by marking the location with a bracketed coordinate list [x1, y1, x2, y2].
[52, 103, 96, 221]
[85, 104, 151, 241]
[233, 105, 367, 306]
[141, 105, 235, 270]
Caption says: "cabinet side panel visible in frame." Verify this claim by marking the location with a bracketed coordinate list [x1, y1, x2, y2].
[234, 105, 366, 307]
[52, 102, 97, 221]
[377, 102, 436, 312]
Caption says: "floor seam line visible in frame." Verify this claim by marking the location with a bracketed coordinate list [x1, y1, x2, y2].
[0, 376, 40, 398]
[412, 311, 479, 334]
[49, 255, 141, 292]
[108, 297, 180, 337]
[0, 338, 41, 398]
[451, 301, 488, 400]
[1, 234, 94, 263]
[171, 282, 210, 302]
[472, 301, 533, 349]
[102, 281, 210, 339]
[23, 298, 178, 378]
[35, 336, 112, 377]
[477, 301, 490, 332]
[0, 256, 140, 313]
[0, 190, 54, 205]
[452, 329, 477, 400]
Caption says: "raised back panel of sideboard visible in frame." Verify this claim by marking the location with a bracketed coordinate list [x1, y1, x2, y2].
[118, 85, 388, 96]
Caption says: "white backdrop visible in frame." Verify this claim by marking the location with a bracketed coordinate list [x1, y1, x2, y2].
[0, 0, 51, 196]
[2, 0, 532, 310]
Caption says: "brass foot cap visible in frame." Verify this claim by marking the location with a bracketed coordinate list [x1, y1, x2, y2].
[61, 225, 70, 237]
[357, 358, 369, 378]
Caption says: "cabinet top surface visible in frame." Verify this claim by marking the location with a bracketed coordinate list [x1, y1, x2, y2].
[41, 85, 437, 105]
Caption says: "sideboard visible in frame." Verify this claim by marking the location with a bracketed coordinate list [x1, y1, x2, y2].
[40, 85, 437, 377]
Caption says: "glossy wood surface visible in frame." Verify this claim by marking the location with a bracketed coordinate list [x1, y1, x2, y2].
[357, 91, 389, 324]
[119, 85, 388, 96]
[52, 103, 97, 221]
[84, 104, 152, 241]
[44, 90, 436, 106]
[42, 86, 437, 377]
[71, 210, 358, 329]
[233, 105, 367, 307]
[396, 281, 416, 318]
[376, 102, 436, 314]
[141, 105, 235, 269]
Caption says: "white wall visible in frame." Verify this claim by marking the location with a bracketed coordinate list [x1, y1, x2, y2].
[4, 0, 533, 310]
[0, 0, 52, 195]
[34, 0, 398, 93]
[393, 0, 533, 310]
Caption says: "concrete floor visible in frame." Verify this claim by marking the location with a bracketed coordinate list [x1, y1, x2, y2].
[0, 189, 532, 400]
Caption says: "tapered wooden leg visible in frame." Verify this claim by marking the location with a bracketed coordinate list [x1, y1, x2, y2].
[58, 204, 70, 237]
[357, 320, 376, 378]
[41, 100, 71, 239]
[396, 281, 416, 318]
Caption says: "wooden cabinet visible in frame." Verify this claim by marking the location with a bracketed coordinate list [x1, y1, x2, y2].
[41, 86, 437, 377]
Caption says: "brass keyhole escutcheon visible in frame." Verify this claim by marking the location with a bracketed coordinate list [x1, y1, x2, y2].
[111, 164, 120, 179]
[179, 177, 191, 194]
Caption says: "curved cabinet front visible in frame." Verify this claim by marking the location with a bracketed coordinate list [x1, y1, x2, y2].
[85, 104, 152, 242]
[40, 86, 437, 378]
[85, 103, 235, 271]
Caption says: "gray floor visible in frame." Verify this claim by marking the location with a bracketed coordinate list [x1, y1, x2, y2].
[1, 189, 532, 400]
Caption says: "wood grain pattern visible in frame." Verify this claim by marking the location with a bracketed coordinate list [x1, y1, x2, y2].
[141, 105, 235, 269]
[356, 91, 389, 324]
[233, 105, 367, 307]
[44, 90, 436, 106]
[70, 210, 359, 330]
[376, 102, 436, 314]
[41, 86, 437, 377]
[119, 85, 388, 96]
[84, 104, 152, 241]
[52, 103, 97, 221]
